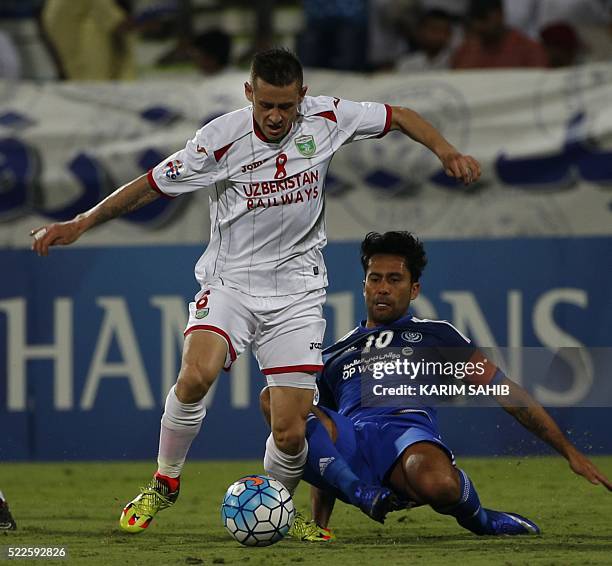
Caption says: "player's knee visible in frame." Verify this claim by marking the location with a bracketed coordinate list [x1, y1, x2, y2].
[415, 472, 461, 506]
[176, 360, 219, 403]
[272, 422, 306, 456]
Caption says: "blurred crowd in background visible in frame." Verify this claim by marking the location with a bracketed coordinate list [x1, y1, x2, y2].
[1, 0, 612, 81]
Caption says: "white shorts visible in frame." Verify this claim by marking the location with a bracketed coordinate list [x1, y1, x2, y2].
[184, 282, 326, 387]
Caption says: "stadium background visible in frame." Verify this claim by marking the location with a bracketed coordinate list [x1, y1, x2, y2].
[2, 65, 612, 463]
[1, 2, 611, 466]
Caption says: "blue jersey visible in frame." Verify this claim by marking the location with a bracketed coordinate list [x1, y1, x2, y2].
[317, 314, 503, 426]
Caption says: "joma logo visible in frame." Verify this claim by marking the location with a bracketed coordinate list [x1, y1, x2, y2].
[241, 160, 264, 173]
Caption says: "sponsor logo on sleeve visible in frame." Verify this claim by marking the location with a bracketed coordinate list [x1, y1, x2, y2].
[164, 160, 183, 180]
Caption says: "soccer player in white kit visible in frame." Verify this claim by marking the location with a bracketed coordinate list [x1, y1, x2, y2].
[30, 49, 481, 533]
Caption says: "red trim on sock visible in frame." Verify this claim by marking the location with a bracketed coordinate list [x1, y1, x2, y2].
[154, 472, 180, 492]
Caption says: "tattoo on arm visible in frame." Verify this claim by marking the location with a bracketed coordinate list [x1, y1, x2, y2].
[89, 180, 159, 228]
[503, 396, 571, 457]
[509, 406, 550, 439]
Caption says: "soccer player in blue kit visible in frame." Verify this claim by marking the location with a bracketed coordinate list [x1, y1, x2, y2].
[262, 231, 611, 541]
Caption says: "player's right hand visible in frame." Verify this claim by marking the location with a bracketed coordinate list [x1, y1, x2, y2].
[568, 449, 612, 491]
[30, 220, 83, 256]
[439, 151, 482, 186]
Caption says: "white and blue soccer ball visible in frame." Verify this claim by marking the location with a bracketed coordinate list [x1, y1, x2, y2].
[221, 475, 295, 547]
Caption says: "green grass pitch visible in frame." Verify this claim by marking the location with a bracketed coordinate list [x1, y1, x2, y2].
[2, 456, 611, 565]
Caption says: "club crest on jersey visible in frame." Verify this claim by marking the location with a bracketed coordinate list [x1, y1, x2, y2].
[195, 308, 209, 319]
[402, 331, 422, 343]
[164, 159, 183, 180]
[295, 135, 316, 157]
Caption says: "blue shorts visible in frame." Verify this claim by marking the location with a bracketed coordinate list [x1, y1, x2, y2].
[303, 408, 455, 497]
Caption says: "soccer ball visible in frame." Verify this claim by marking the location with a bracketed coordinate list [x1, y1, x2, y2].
[221, 475, 295, 547]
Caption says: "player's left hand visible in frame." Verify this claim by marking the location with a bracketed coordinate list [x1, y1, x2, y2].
[439, 151, 481, 186]
[568, 449, 612, 491]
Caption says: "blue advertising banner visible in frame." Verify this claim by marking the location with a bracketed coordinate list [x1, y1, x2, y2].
[1, 237, 611, 460]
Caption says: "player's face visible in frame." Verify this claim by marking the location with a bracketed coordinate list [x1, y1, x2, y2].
[245, 78, 307, 141]
[364, 254, 420, 327]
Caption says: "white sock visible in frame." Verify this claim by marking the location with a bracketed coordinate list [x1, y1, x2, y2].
[263, 433, 308, 495]
[157, 385, 206, 478]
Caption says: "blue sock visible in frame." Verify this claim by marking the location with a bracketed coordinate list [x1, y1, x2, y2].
[433, 469, 492, 535]
[305, 414, 362, 505]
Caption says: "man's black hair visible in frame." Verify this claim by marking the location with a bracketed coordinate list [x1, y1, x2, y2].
[251, 48, 303, 88]
[420, 8, 454, 24]
[360, 231, 428, 282]
[468, 0, 502, 19]
[193, 29, 232, 67]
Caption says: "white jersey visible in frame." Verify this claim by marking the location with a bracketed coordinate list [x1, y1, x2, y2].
[149, 95, 391, 296]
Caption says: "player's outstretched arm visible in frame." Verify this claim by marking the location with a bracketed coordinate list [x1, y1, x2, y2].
[30, 174, 159, 256]
[311, 485, 336, 529]
[389, 106, 481, 186]
[495, 376, 612, 491]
